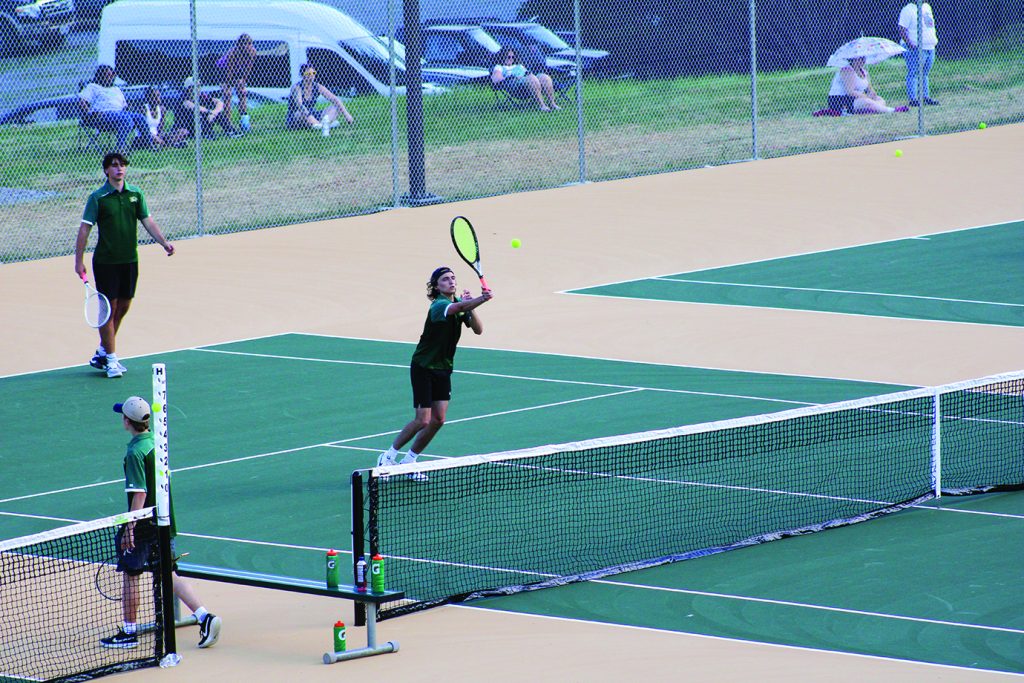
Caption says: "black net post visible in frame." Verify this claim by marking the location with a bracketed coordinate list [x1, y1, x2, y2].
[351, 469, 366, 627]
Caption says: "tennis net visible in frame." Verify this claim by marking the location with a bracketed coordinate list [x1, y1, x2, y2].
[0, 508, 169, 683]
[354, 371, 1024, 620]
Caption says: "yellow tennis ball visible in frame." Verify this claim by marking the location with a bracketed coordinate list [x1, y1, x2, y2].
[511, 238, 521, 249]
[894, 149, 903, 157]
[152, 403, 162, 413]
[978, 122, 987, 129]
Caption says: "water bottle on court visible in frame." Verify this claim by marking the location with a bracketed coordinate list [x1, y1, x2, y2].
[333, 620, 346, 652]
[370, 553, 385, 593]
[326, 549, 340, 588]
[355, 555, 368, 592]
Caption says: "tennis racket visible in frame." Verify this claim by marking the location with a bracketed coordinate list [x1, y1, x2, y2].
[81, 274, 111, 328]
[450, 216, 489, 290]
[95, 551, 122, 601]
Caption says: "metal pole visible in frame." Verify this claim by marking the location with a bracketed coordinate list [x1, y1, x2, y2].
[386, 0, 399, 208]
[351, 470, 366, 627]
[573, 0, 585, 183]
[916, 0, 924, 136]
[188, 0, 204, 236]
[749, 0, 758, 160]
[400, 0, 440, 205]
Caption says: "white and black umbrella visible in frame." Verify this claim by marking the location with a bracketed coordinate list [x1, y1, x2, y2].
[827, 37, 906, 68]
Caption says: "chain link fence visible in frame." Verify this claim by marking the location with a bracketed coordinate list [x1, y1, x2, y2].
[1, 0, 1021, 263]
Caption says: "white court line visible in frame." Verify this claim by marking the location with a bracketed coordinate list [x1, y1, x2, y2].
[560, 219, 1024, 291]
[591, 580, 1024, 636]
[0, 389, 643, 504]
[652, 277, 1024, 309]
[564, 290, 1024, 330]
[465, 607, 1024, 679]
[194, 347, 818, 406]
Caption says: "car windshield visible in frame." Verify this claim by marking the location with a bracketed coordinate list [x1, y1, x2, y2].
[339, 35, 407, 86]
[521, 25, 570, 50]
[465, 27, 502, 52]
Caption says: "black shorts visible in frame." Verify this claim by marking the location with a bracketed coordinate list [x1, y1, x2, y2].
[827, 95, 855, 113]
[93, 261, 138, 300]
[410, 363, 452, 409]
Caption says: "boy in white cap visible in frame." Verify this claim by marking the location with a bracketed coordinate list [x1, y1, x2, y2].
[100, 396, 222, 649]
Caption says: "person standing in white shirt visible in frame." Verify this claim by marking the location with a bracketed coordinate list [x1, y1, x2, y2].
[898, 2, 939, 106]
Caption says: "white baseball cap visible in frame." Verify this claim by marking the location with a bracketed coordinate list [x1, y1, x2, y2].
[114, 396, 151, 422]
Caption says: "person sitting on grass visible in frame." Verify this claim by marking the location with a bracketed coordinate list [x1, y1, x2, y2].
[286, 64, 354, 136]
[141, 87, 167, 150]
[827, 56, 907, 114]
[169, 77, 243, 142]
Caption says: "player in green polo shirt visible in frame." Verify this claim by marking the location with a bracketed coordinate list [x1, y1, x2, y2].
[74, 152, 175, 379]
[377, 267, 493, 480]
[99, 395, 222, 650]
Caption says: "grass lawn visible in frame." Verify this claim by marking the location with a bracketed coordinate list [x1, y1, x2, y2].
[1, 48, 1021, 262]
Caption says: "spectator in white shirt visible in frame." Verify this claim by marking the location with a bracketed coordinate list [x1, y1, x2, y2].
[898, 2, 939, 106]
[78, 65, 154, 152]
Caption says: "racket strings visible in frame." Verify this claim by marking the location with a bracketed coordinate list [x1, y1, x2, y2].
[85, 292, 110, 328]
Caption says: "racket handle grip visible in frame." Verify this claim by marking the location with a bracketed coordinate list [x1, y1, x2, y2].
[479, 276, 490, 291]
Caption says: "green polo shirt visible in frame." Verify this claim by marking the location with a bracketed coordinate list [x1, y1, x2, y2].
[123, 431, 177, 537]
[411, 296, 466, 371]
[82, 181, 149, 265]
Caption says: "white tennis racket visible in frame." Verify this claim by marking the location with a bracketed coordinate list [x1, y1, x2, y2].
[81, 274, 111, 328]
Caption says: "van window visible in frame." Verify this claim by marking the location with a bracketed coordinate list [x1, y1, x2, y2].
[424, 33, 464, 63]
[336, 36, 407, 88]
[114, 39, 290, 88]
[307, 47, 383, 95]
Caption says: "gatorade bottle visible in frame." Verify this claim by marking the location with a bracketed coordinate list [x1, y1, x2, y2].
[370, 553, 385, 593]
[325, 549, 340, 588]
[333, 621, 346, 652]
[354, 555, 368, 592]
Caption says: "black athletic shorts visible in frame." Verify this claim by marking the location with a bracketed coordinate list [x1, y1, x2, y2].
[410, 363, 452, 408]
[93, 261, 138, 300]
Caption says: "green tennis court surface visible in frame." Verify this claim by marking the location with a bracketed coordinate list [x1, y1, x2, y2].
[1, 335, 1021, 674]
[569, 221, 1024, 327]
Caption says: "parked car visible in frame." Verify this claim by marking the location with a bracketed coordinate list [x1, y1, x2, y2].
[408, 23, 576, 77]
[98, 0, 449, 99]
[375, 36, 492, 88]
[481, 21, 610, 75]
[0, 0, 75, 54]
[73, 0, 114, 26]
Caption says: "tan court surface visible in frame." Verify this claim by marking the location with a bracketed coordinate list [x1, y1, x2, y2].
[2, 123, 1022, 681]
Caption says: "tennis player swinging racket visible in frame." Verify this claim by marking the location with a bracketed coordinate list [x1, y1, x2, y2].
[375, 218, 494, 480]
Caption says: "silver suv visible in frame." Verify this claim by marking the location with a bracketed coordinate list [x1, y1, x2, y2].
[0, 0, 76, 54]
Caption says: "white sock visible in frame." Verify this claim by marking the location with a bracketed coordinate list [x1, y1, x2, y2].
[97, 345, 106, 356]
[106, 353, 118, 364]
[400, 451, 419, 464]
[123, 621, 137, 634]
[193, 606, 209, 622]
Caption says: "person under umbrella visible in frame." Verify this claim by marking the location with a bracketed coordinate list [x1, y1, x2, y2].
[825, 37, 908, 114]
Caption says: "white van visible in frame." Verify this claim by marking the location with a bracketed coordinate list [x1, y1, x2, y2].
[95, 0, 449, 98]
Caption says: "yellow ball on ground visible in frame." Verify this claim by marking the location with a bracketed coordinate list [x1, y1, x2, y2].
[511, 238, 521, 248]
[894, 149, 903, 157]
[978, 122, 987, 129]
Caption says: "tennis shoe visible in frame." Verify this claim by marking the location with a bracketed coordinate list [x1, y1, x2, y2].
[89, 353, 107, 370]
[197, 613, 221, 648]
[100, 628, 138, 649]
[407, 471, 429, 483]
[376, 452, 396, 467]
[106, 363, 124, 379]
